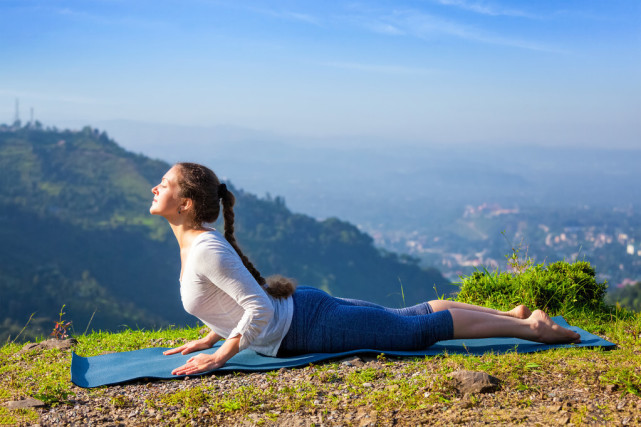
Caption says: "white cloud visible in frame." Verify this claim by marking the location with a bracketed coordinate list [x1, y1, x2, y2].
[366, 22, 405, 36]
[432, 0, 538, 18]
[357, 9, 562, 52]
[247, 6, 323, 26]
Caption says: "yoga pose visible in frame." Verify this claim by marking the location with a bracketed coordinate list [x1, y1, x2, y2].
[151, 163, 580, 376]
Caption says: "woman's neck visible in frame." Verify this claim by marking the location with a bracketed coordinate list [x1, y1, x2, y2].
[170, 221, 211, 250]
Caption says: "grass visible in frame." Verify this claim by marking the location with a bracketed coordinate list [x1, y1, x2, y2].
[1, 317, 639, 424]
[1, 259, 641, 424]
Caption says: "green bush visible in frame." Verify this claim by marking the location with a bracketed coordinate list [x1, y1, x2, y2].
[457, 260, 608, 316]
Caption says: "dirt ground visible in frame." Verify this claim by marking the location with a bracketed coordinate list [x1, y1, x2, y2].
[28, 355, 641, 426]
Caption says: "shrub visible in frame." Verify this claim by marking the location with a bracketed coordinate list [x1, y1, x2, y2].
[456, 260, 608, 316]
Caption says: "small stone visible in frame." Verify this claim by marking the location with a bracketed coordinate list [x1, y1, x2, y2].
[548, 404, 562, 412]
[606, 384, 618, 392]
[340, 356, 365, 368]
[447, 370, 501, 394]
[557, 414, 571, 424]
[617, 400, 626, 411]
[362, 382, 373, 388]
[622, 417, 631, 426]
[456, 397, 475, 409]
[18, 343, 40, 353]
[4, 397, 46, 409]
[42, 338, 78, 350]
[18, 338, 78, 354]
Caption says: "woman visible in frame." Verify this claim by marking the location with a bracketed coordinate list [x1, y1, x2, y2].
[151, 163, 580, 376]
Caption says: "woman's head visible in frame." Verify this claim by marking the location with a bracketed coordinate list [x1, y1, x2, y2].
[173, 162, 227, 226]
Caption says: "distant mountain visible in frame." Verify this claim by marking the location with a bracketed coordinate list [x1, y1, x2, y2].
[81, 119, 641, 234]
[0, 124, 455, 342]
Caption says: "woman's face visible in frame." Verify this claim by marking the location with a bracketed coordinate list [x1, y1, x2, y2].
[150, 166, 183, 217]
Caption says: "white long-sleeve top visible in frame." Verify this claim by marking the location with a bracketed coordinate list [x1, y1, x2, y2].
[179, 230, 293, 356]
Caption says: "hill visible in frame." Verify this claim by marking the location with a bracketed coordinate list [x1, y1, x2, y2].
[0, 124, 456, 342]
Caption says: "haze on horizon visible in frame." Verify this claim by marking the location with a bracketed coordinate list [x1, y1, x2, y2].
[1, 0, 640, 150]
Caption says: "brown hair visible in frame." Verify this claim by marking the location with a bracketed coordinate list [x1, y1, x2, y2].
[175, 162, 296, 298]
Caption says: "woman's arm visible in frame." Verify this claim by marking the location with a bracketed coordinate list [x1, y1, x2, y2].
[170, 335, 241, 375]
[163, 330, 223, 356]
[193, 239, 275, 352]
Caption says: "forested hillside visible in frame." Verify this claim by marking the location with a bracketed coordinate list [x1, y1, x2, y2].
[0, 124, 455, 342]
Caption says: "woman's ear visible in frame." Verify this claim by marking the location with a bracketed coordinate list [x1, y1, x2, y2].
[180, 198, 194, 213]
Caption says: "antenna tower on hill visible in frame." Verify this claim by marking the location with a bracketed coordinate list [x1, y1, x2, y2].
[14, 99, 20, 124]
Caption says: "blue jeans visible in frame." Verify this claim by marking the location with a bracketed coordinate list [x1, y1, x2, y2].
[277, 286, 453, 356]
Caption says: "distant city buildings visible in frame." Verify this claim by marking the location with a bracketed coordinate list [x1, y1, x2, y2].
[367, 204, 641, 288]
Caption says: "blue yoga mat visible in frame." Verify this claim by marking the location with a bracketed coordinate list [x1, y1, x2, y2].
[71, 317, 615, 388]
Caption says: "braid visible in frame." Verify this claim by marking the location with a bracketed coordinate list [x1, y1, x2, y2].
[220, 190, 296, 298]
[220, 189, 267, 286]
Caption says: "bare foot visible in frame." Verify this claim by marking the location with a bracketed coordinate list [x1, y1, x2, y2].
[529, 310, 581, 344]
[506, 304, 532, 319]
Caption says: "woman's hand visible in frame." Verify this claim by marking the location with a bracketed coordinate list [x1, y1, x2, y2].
[163, 331, 222, 356]
[171, 353, 223, 375]
[163, 338, 211, 356]
[170, 335, 241, 376]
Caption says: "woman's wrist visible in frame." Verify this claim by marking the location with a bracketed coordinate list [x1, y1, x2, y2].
[202, 331, 219, 346]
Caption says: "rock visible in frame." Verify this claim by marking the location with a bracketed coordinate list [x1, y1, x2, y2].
[447, 370, 501, 394]
[4, 397, 46, 409]
[340, 356, 365, 368]
[42, 338, 78, 350]
[18, 338, 78, 354]
[18, 343, 40, 353]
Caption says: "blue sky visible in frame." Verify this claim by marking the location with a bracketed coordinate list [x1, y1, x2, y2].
[1, 0, 640, 148]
